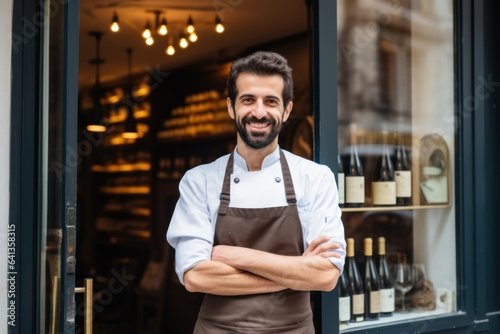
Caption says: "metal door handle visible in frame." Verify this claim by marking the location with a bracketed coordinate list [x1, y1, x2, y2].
[50, 276, 61, 334]
[75, 278, 93, 334]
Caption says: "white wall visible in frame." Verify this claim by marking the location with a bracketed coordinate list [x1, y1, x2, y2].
[0, 0, 12, 332]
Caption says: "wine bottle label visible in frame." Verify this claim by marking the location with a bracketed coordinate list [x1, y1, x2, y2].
[352, 293, 365, 317]
[380, 288, 395, 313]
[338, 173, 345, 204]
[339, 296, 351, 322]
[372, 181, 396, 205]
[370, 290, 381, 314]
[346, 176, 365, 203]
[395, 170, 412, 197]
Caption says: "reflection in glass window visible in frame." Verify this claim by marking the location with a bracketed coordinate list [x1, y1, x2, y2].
[337, 0, 456, 330]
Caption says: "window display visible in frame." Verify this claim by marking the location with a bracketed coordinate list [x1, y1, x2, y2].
[337, 0, 456, 331]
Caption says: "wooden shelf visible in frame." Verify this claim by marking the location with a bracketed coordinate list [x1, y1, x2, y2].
[101, 208, 151, 218]
[91, 162, 151, 173]
[341, 203, 451, 213]
[99, 186, 150, 195]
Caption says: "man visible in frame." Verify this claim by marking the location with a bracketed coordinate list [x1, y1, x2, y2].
[167, 51, 346, 333]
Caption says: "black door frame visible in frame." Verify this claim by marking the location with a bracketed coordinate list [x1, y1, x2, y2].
[9, 0, 80, 332]
[10, 0, 42, 331]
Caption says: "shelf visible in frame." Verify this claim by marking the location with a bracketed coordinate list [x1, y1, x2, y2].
[156, 126, 235, 142]
[340, 309, 462, 333]
[341, 204, 451, 213]
[156, 132, 234, 145]
[92, 162, 151, 173]
[101, 208, 151, 218]
[95, 234, 151, 249]
[156, 173, 182, 181]
[99, 186, 150, 195]
[105, 108, 150, 124]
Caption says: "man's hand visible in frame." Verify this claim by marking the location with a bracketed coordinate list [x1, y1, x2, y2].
[303, 235, 342, 259]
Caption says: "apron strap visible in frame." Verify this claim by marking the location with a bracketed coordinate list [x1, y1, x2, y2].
[280, 150, 297, 205]
[218, 152, 234, 215]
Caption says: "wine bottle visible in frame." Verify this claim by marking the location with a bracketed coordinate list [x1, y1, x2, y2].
[395, 134, 412, 206]
[338, 154, 345, 208]
[372, 131, 396, 206]
[345, 124, 365, 207]
[338, 272, 351, 325]
[378, 237, 395, 317]
[346, 238, 364, 322]
[364, 238, 381, 320]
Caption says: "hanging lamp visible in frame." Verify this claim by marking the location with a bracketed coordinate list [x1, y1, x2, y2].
[122, 48, 139, 139]
[186, 15, 195, 34]
[215, 15, 225, 33]
[110, 12, 120, 32]
[86, 31, 106, 133]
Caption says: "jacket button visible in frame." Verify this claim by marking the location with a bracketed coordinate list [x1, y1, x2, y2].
[275, 177, 281, 183]
[234, 177, 240, 184]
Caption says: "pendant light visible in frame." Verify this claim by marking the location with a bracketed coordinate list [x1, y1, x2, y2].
[165, 38, 175, 56]
[122, 48, 139, 139]
[110, 12, 119, 32]
[86, 31, 106, 133]
[186, 15, 195, 34]
[142, 22, 152, 39]
[158, 17, 168, 36]
[215, 15, 225, 33]
[179, 32, 189, 49]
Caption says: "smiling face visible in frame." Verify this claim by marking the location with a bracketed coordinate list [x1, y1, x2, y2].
[228, 72, 293, 151]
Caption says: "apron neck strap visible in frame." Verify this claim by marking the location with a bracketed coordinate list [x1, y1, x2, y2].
[218, 152, 234, 215]
[279, 150, 297, 205]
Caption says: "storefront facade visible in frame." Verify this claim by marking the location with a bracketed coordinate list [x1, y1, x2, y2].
[2, 0, 500, 333]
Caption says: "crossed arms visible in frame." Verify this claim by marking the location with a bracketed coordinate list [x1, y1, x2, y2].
[183, 236, 342, 296]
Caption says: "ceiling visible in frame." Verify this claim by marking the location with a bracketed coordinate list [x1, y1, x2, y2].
[79, 0, 309, 88]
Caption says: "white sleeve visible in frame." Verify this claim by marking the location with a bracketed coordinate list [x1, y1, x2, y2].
[301, 165, 346, 274]
[166, 168, 214, 285]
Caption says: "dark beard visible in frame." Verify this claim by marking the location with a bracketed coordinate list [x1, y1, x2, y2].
[235, 115, 282, 149]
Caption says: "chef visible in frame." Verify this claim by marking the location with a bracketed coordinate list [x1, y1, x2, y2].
[167, 51, 346, 333]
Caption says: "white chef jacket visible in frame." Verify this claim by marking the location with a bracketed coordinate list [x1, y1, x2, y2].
[166, 146, 346, 285]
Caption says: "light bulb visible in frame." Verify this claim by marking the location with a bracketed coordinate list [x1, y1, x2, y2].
[179, 37, 189, 49]
[216, 23, 225, 33]
[166, 45, 175, 56]
[186, 16, 195, 34]
[111, 22, 119, 32]
[142, 22, 152, 39]
[158, 25, 167, 36]
[189, 32, 198, 42]
[158, 18, 168, 35]
[110, 12, 119, 32]
[145, 36, 154, 46]
[215, 15, 224, 33]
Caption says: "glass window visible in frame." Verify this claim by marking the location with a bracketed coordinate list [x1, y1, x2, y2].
[337, 0, 457, 330]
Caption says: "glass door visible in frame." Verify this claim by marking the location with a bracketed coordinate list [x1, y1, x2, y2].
[38, 0, 87, 333]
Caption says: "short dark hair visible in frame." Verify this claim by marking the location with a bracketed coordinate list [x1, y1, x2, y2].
[227, 51, 294, 109]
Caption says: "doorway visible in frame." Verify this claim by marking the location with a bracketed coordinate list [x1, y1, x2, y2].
[75, 1, 312, 333]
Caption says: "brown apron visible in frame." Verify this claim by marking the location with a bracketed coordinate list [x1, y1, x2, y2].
[193, 150, 314, 333]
